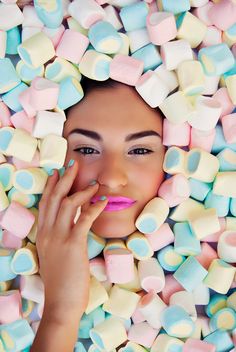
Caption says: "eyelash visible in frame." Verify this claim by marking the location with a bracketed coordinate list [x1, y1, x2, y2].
[73, 147, 154, 156]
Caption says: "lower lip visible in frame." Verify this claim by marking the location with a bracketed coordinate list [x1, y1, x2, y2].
[91, 201, 136, 211]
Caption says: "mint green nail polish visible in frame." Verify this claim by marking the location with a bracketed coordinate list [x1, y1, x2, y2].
[99, 196, 107, 201]
[89, 180, 97, 186]
[67, 159, 74, 168]
[59, 167, 65, 177]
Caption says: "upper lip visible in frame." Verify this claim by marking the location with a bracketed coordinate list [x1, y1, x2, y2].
[91, 196, 136, 204]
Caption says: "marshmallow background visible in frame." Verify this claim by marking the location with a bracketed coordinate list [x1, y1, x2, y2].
[0, 0, 236, 351]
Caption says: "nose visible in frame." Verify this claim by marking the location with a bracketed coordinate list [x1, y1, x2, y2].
[97, 154, 128, 189]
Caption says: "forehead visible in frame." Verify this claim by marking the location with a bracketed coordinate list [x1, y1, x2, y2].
[63, 84, 163, 138]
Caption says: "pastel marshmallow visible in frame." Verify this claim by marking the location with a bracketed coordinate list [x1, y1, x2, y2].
[145, 223, 175, 252]
[110, 54, 144, 86]
[138, 257, 165, 293]
[10, 242, 38, 275]
[189, 128, 216, 153]
[177, 60, 205, 96]
[217, 230, 236, 264]
[32, 111, 66, 139]
[127, 322, 158, 349]
[0, 58, 21, 94]
[0, 290, 22, 324]
[203, 259, 235, 294]
[138, 290, 167, 329]
[68, 0, 106, 29]
[119, 1, 149, 32]
[126, 231, 154, 260]
[146, 11, 177, 45]
[158, 174, 190, 207]
[79, 49, 112, 81]
[0, 3, 24, 31]
[45, 57, 81, 83]
[163, 146, 188, 176]
[160, 39, 193, 70]
[104, 248, 135, 284]
[213, 172, 236, 197]
[39, 134, 67, 171]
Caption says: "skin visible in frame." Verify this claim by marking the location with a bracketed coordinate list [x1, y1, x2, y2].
[63, 83, 165, 239]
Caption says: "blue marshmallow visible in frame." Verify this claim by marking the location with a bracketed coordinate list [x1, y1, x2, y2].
[212, 125, 236, 154]
[58, 76, 84, 110]
[120, 2, 149, 32]
[198, 43, 235, 76]
[6, 26, 21, 55]
[189, 178, 212, 201]
[205, 293, 228, 318]
[230, 197, 236, 216]
[132, 43, 162, 72]
[162, 0, 191, 14]
[2, 82, 28, 112]
[157, 245, 185, 272]
[87, 231, 106, 260]
[0, 58, 21, 94]
[74, 341, 87, 352]
[88, 21, 122, 55]
[204, 329, 234, 352]
[173, 222, 201, 256]
[33, 0, 63, 28]
[217, 148, 236, 171]
[173, 256, 208, 292]
[204, 190, 230, 217]
[0, 249, 17, 281]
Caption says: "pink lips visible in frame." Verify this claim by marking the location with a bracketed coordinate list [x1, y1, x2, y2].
[91, 196, 136, 212]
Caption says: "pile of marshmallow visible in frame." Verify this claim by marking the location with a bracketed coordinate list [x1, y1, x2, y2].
[0, 0, 236, 351]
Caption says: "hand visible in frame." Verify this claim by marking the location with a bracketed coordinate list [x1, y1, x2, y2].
[36, 160, 108, 323]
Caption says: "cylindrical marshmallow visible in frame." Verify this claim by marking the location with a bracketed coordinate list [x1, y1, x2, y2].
[127, 321, 158, 349]
[205, 293, 227, 318]
[0, 318, 34, 351]
[0, 249, 17, 282]
[10, 242, 38, 275]
[183, 338, 216, 352]
[13, 167, 48, 195]
[119, 1, 148, 32]
[135, 197, 169, 234]
[39, 134, 67, 171]
[138, 290, 167, 329]
[85, 276, 108, 314]
[217, 230, 236, 263]
[145, 223, 175, 252]
[157, 245, 186, 272]
[32, 111, 66, 139]
[213, 172, 236, 197]
[0, 290, 22, 324]
[146, 11, 177, 45]
[210, 307, 236, 331]
[203, 259, 235, 294]
[110, 54, 144, 86]
[169, 198, 205, 222]
[104, 248, 135, 284]
[57, 76, 84, 110]
[160, 39, 193, 70]
[126, 231, 154, 260]
[163, 119, 190, 147]
[158, 174, 190, 207]
[68, 0, 106, 29]
[138, 257, 165, 293]
[173, 221, 201, 256]
[151, 333, 184, 352]
[0, 3, 24, 31]
[163, 146, 188, 176]
[78, 49, 112, 81]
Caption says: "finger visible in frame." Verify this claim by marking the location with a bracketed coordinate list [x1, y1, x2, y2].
[55, 182, 100, 233]
[71, 197, 109, 242]
[37, 169, 59, 232]
[44, 160, 79, 229]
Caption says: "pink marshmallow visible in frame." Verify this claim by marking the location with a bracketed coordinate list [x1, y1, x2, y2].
[0, 100, 12, 127]
[160, 274, 183, 304]
[163, 119, 191, 146]
[0, 290, 22, 324]
[30, 77, 60, 111]
[131, 291, 146, 324]
[200, 25, 222, 48]
[10, 110, 34, 134]
[158, 174, 190, 208]
[183, 338, 216, 352]
[104, 248, 135, 284]
[109, 54, 144, 86]
[192, 2, 214, 26]
[20, 274, 45, 304]
[12, 149, 40, 169]
[208, 0, 236, 31]
[0, 201, 35, 239]
[1, 230, 23, 249]
[56, 29, 89, 64]
[203, 217, 226, 242]
[146, 11, 177, 45]
[43, 24, 65, 48]
[18, 89, 36, 119]
[127, 322, 158, 348]
[213, 88, 234, 119]
[89, 257, 107, 281]
[189, 127, 216, 153]
[195, 243, 218, 270]
[145, 223, 174, 252]
[221, 113, 236, 144]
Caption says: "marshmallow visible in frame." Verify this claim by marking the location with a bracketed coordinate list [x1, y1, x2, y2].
[0, 290, 22, 325]
[202, 74, 220, 95]
[103, 5, 123, 31]
[150, 333, 184, 352]
[169, 290, 197, 322]
[22, 5, 44, 28]
[10, 242, 38, 275]
[79, 49, 112, 81]
[195, 243, 218, 270]
[127, 321, 158, 348]
[0, 183, 9, 212]
[0, 3, 24, 31]
[208, 0, 236, 31]
[42, 24, 66, 48]
[204, 189, 230, 217]
[135, 70, 169, 108]
[193, 2, 214, 26]
[163, 146, 188, 176]
[6, 26, 21, 55]
[213, 171, 236, 197]
[160, 39, 193, 70]
[0, 58, 21, 94]
[12, 167, 47, 195]
[173, 222, 201, 256]
[120, 1, 148, 32]
[189, 178, 211, 201]
[0, 101, 11, 127]
[212, 125, 236, 154]
[16, 60, 44, 84]
[217, 230, 236, 264]
[169, 198, 205, 222]
[0, 249, 17, 282]
[32, 111, 66, 139]
[158, 174, 190, 207]
[104, 248, 135, 284]
[39, 134, 67, 171]
[146, 11, 177, 45]
[127, 27, 150, 53]
[198, 43, 235, 76]
[28, 76, 60, 111]
[90, 316, 127, 351]
[157, 244, 185, 272]
[185, 148, 219, 182]
[192, 282, 210, 306]
[213, 87, 234, 118]
[223, 23, 236, 47]
[135, 197, 169, 234]
[161, 0, 191, 14]
[85, 276, 108, 315]
[160, 305, 195, 338]
[188, 96, 222, 131]
[119, 341, 147, 352]
[18, 32, 55, 69]
[2, 81, 28, 112]
[1, 229, 24, 250]
[132, 44, 162, 72]
[225, 74, 236, 105]
[204, 330, 234, 352]
[0, 318, 34, 351]
[138, 290, 167, 329]
[188, 207, 220, 240]
[145, 223, 175, 252]
[45, 57, 82, 83]
[20, 274, 44, 304]
[0, 162, 15, 191]
[154, 64, 178, 92]
[177, 60, 205, 95]
[204, 259, 235, 294]
[126, 231, 154, 260]
[138, 257, 165, 293]
[183, 338, 216, 352]
[33, 0, 63, 28]
[222, 113, 236, 144]
[110, 54, 144, 86]
[176, 11, 207, 48]
[68, 0, 106, 29]
[205, 293, 227, 318]
[210, 307, 236, 331]
[201, 25, 222, 48]
[227, 292, 236, 311]
[163, 120, 190, 147]
[159, 91, 194, 124]
[102, 285, 140, 319]
[88, 231, 106, 259]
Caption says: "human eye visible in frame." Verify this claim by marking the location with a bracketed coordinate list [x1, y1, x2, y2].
[73, 146, 99, 156]
[129, 147, 154, 156]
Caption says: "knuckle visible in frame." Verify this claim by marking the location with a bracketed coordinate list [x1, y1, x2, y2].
[61, 197, 74, 208]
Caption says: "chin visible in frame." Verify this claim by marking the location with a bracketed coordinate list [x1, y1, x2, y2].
[90, 218, 137, 239]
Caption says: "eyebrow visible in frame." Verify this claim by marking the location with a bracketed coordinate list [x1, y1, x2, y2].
[68, 128, 161, 142]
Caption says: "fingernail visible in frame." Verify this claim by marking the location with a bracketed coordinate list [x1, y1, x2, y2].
[67, 159, 75, 168]
[89, 180, 97, 186]
[99, 196, 107, 201]
[59, 167, 65, 177]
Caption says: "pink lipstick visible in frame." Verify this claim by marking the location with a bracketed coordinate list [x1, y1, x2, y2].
[91, 196, 136, 212]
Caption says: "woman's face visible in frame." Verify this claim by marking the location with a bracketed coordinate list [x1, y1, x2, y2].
[63, 83, 165, 238]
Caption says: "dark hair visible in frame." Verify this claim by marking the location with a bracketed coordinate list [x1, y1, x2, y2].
[65, 77, 165, 120]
